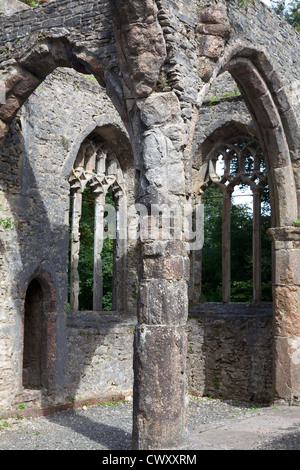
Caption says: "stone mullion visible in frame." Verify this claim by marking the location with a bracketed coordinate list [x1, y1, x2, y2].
[93, 192, 105, 312]
[253, 189, 262, 302]
[70, 191, 83, 311]
[112, 193, 127, 312]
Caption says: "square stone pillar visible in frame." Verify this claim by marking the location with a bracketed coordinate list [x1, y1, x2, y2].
[268, 227, 300, 404]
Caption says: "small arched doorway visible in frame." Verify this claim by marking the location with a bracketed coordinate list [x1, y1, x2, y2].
[22, 278, 47, 389]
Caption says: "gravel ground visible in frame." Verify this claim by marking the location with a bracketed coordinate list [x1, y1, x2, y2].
[0, 397, 298, 450]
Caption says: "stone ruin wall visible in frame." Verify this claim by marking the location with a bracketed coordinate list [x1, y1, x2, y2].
[0, 0, 298, 451]
[0, 65, 274, 410]
[0, 67, 138, 408]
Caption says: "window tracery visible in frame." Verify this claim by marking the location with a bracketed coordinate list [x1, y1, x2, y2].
[69, 139, 127, 311]
[199, 137, 269, 303]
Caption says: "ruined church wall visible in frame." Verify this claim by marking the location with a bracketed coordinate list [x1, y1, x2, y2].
[65, 312, 136, 402]
[187, 303, 273, 403]
[2, 0, 299, 411]
[192, 72, 255, 168]
[0, 63, 275, 410]
[227, 1, 300, 162]
[0, 0, 114, 54]
[0, 67, 135, 408]
[65, 306, 273, 405]
[227, 0, 300, 119]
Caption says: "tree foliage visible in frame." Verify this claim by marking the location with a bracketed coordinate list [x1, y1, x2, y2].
[201, 185, 272, 302]
[271, 0, 300, 31]
[69, 186, 114, 311]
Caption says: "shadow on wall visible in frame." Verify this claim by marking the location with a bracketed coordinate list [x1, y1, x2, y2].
[255, 429, 300, 450]
[45, 408, 132, 450]
[0, 117, 136, 413]
[186, 302, 274, 404]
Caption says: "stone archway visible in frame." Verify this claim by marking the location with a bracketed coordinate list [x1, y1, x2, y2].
[192, 44, 300, 406]
[22, 268, 58, 395]
[23, 278, 46, 389]
[219, 56, 297, 227]
[0, 0, 299, 451]
[0, 0, 128, 147]
[215, 55, 300, 404]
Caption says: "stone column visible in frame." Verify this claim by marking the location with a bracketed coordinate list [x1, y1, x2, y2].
[131, 92, 189, 450]
[70, 191, 82, 311]
[93, 193, 105, 311]
[107, 0, 191, 449]
[268, 227, 300, 404]
[132, 242, 189, 450]
[113, 193, 127, 312]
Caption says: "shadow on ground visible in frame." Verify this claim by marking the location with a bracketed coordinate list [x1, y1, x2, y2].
[46, 409, 132, 450]
[256, 429, 300, 450]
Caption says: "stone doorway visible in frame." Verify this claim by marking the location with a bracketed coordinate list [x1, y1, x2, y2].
[22, 278, 46, 389]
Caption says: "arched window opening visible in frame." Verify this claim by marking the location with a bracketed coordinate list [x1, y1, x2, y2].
[199, 137, 272, 303]
[68, 139, 127, 312]
[22, 278, 46, 389]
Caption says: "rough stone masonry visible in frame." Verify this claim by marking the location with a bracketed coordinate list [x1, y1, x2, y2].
[0, 0, 299, 451]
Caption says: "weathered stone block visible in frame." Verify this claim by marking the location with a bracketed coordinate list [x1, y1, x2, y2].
[142, 255, 189, 281]
[198, 35, 224, 60]
[138, 278, 188, 325]
[142, 130, 169, 169]
[111, 6, 166, 97]
[142, 239, 187, 257]
[273, 335, 300, 403]
[0, 95, 21, 120]
[18, 43, 56, 78]
[196, 23, 231, 39]
[198, 5, 228, 24]
[252, 93, 281, 129]
[4, 67, 41, 100]
[271, 167, 298, 226]
[273, 285, 300, 336]
[198, 57, 215, 82]
[273, 249, 300, 286]
[140, 92, 181, 127]
[109, 0, 158, 24]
